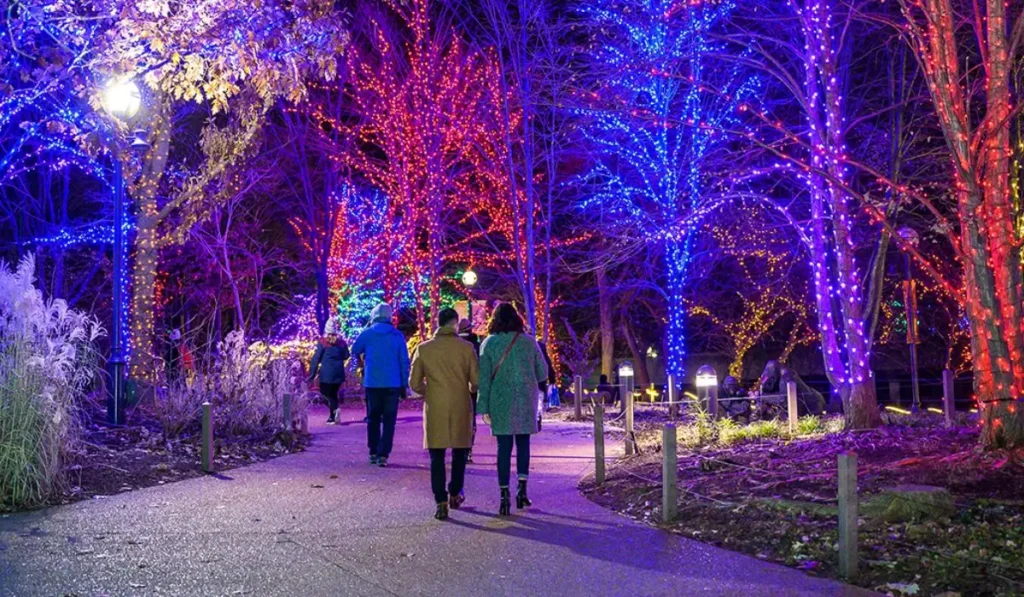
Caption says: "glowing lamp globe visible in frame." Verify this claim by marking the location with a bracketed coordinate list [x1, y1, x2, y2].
[695, 364, 718, 388]
[617, 361, 634, 379]
[461, 269, 478, 287]
[102, 79, 142, 119]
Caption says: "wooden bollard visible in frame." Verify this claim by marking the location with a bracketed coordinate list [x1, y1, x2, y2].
[625, 390, 635, 456]
[662, 424, 678, 522]
[201, 402, 213, 473]
[282, 393, 293, 430]
[594, 405, 605, 484]
[574, 375, 583, 420]
[786, 381, 798, 434]
[942, 369, 954, 426]
[838, 452, 858, 579]
[668, 375, 679, 420]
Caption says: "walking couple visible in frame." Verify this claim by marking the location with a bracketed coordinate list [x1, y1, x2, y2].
[410, 303, 549, 520]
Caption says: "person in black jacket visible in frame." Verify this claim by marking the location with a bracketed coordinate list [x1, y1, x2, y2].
[308, 319, 351, 424]
[458, 318, 481, 462]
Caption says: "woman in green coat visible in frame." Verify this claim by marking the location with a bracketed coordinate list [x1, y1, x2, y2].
[477, 303, 548, 516]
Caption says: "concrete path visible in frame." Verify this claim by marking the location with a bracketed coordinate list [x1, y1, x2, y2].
[0, 405, 869, 596]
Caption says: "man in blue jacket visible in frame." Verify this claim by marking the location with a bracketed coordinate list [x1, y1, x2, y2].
[352, 303, 410, 467]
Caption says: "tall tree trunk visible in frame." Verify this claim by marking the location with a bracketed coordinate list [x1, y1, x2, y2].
[622, 315, 651, 390]
[130, 215, 159, 383]
[899, 0, 1024, 445]
[597, 267, 614, 379]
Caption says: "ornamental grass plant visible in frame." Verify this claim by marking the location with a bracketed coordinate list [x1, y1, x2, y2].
[0, 256, 102, 510]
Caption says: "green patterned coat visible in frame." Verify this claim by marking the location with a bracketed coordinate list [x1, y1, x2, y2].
[477, 332, 547, 436]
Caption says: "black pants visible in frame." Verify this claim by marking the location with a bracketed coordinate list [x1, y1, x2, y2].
[429, 448, 469, 504]
[470, 392, 478, 448]
[496, 434, 530, 487]
[366, 387, 401, 458]
[320, 382, 341, 412]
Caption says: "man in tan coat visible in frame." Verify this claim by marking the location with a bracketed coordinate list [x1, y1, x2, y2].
[409, 308, 479, 520]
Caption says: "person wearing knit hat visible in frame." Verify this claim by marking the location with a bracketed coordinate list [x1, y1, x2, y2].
[351, 303, 410, 467]
[308, 317, 350, 424]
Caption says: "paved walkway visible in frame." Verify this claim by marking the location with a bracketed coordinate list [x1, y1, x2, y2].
[1, 405, 869, 596]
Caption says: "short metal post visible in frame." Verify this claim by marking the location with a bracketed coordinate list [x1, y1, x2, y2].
[624, 390, 635, 456]
[707, 385, 719, 420]
[201, 402, 213, 473]
[942, 369, 954, 426]
[838, 452, 858, 579]
[282, 393, 292, 430]
[888, 380, 901, 406]
[594, 405, 605, 484]
[668, 374, 678, 420]
[662, 424, 678, 522]
[574, 375, 583, 420]
[786, 381, 798, 434]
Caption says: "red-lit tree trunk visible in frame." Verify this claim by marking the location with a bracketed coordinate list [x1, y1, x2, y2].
[899, 0, 1024, 446]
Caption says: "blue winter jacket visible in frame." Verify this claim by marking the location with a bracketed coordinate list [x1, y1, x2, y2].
[351, 321, 410, 389]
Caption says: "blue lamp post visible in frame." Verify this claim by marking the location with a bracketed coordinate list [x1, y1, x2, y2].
[102, 78, 145, 425]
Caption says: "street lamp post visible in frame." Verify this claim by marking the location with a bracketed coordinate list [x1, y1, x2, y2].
[102, 78, 145, 425]
[897, 227, 922, 413]
[461, 268, 478, 331]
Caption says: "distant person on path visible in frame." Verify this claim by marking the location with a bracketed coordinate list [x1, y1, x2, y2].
[478, 303, 549, 516]
[538, 340, 557, 410]
[307, 318, 350, 425]
[409, 308, 479, 520]
[352, 303, 410, 467]
[457, 318, 481, 462]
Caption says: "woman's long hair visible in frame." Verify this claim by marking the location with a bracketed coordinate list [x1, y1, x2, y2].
[486, 302, 525, 335]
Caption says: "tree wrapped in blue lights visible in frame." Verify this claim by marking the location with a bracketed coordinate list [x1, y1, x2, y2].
[574, 0, 758, 383]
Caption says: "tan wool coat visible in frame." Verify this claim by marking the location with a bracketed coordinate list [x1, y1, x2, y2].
[409, 327, 480, 449]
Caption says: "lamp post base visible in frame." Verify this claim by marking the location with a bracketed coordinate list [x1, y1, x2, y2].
[107, 357, 126, 425]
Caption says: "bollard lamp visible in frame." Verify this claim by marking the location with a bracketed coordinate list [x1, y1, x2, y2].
[695, 364, 719, 418]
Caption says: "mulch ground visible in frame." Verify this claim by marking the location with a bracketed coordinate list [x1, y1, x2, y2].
[57, 410, 310, 507]
[581, 420, 1024, 597]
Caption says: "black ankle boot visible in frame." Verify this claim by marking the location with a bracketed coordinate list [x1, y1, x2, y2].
[516, 480, 532, 509]
[434, 502, 449, 520]
[499, 488, 511, 516]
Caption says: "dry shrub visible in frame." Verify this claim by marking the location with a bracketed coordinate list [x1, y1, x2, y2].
[160, 331, 308, 439]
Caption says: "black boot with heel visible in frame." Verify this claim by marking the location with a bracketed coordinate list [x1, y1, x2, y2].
[516, 480, 532, 509]
[499, 488, 511, 516]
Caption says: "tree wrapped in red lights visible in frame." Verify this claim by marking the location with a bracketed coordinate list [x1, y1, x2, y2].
[896, 0, 1024, 446]
[331, 0, 501, 336]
